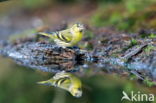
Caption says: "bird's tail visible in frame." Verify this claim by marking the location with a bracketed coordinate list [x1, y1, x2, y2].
[37, 80, 53, 86]
[38, 32, 54, 38]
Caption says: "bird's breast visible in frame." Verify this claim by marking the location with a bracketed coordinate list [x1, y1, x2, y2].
[74, 32, 83, 42]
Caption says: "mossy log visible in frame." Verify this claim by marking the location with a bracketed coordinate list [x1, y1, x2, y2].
[0, 41, 89, 72]
[0, 29, 156, 81]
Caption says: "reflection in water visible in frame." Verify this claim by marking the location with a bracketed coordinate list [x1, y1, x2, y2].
[1, 41, 155, 80]
[7, 52, 156, 88]
[38, 71, 82, 98]
[16, 59, 82, 73]
[1, 41, 156, 99]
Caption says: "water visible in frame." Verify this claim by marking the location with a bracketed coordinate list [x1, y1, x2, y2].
[0, 56, 155, 103]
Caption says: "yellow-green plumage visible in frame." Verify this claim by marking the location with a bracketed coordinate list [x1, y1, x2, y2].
[38, 23, 84, 47]
[37, 71, 82, 98]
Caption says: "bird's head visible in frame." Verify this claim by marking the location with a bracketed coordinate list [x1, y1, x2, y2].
[70, 86, 82, 98]
[71, 23, 85, 33]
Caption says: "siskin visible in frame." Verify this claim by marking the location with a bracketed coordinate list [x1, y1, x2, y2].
[38, 23, 85, 47]
[38, 71, 82, 98]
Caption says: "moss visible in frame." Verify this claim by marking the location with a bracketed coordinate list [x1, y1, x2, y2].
[143, 78, 156, 87]
[130, 39, 138, 46]
[129, 73, 156, 87]
[122, 38, 138, 52]
[129, 73, 138, 81]
[90, 0, 156, 32]
[86, 43, 94, 50]
[90, 7, 137, 31]
[144, 45, 155, 53]
[149, 33, 156, 39]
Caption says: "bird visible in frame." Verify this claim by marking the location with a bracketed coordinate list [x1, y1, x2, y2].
[38, 23, 85, 47]
[37, 71, 82, 98]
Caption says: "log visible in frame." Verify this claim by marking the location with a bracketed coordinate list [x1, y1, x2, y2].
[1, 29, 156, 83]
[0, 41, 88, 72]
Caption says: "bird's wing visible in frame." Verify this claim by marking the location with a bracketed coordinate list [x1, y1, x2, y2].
[58, 77, 72, 90]
[59, 29, 73, 42]
[54, 39, 72, 47]
[53, 71, 70, 79]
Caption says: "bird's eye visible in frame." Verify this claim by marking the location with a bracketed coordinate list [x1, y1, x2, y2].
[79, 29, 83, 32]
[77, 24, 80, 27]
[77, 88, 81, 91]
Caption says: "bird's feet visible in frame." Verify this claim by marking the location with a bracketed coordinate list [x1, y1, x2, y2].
[67, 46, 80, 50]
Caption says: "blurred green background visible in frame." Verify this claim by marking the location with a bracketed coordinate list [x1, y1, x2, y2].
[0, 0, 156, 103]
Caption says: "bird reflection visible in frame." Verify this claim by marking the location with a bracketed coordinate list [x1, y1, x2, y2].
[38, 71, 82, 98]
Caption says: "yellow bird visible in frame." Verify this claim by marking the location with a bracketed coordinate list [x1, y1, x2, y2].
[37, 71, 82, 98]
[38, 23, 85, 47]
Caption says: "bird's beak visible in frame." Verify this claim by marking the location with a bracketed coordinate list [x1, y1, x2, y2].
[79, 27, 85, 32]
[80, 29, 83, 32]
[74, 91, 82, 98]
